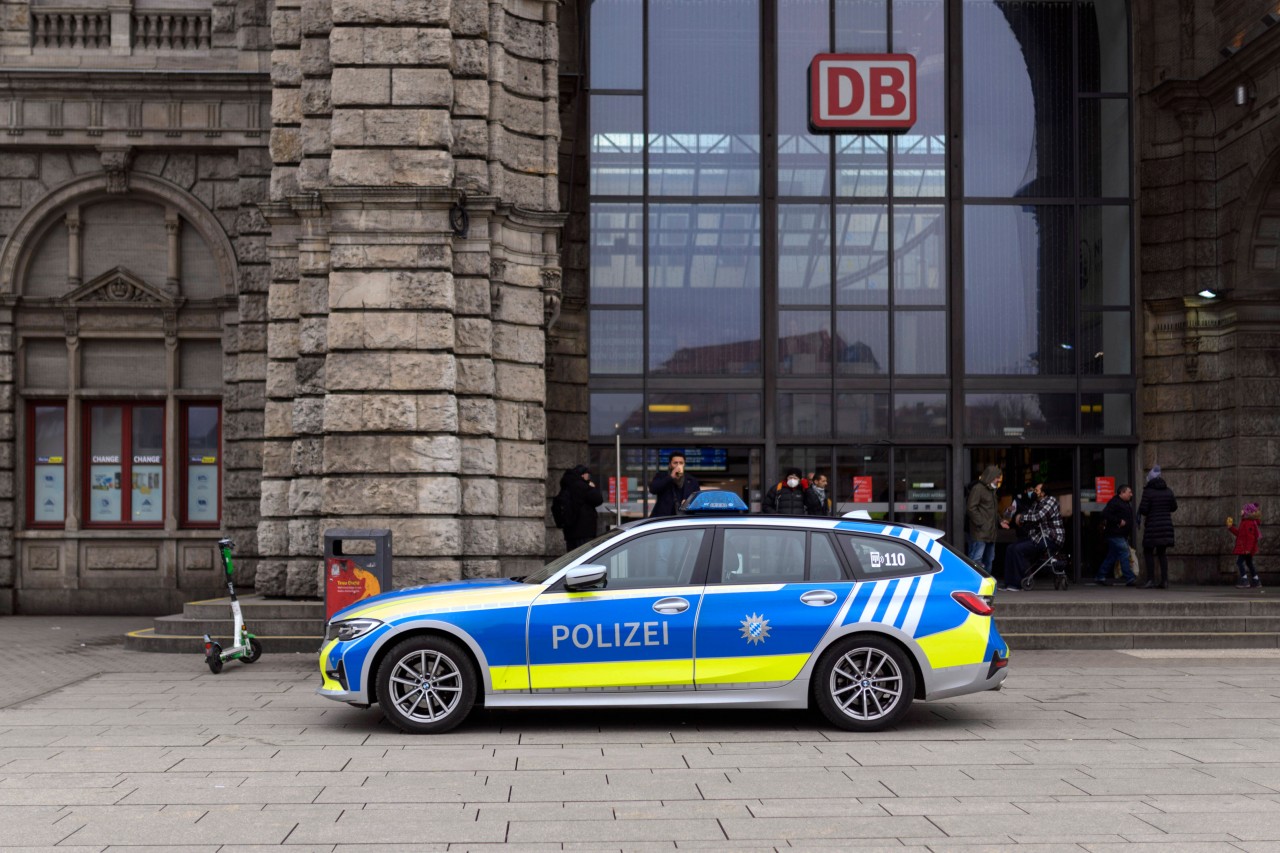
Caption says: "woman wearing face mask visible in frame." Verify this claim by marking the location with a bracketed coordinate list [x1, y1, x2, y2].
[764, 467, 822, 516]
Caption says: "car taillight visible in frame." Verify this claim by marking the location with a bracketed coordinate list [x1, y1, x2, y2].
[952, 590, 993, 616]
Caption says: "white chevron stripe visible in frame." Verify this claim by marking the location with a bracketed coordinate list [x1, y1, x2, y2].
[900, 573, 933, 637]
[880, 575, 912, 626]
[858, 579, 891, 622]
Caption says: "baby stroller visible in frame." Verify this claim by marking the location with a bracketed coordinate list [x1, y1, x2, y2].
[1019, 525, 1070, 591]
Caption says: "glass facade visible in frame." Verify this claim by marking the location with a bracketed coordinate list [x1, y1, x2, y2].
[586, 0, 1134, 571]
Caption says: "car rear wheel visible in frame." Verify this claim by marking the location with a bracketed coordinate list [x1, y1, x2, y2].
[813, 635, 915, 732]
[376, 635, 477, 734]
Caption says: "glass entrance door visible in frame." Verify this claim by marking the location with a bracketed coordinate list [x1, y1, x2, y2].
[966, 446, 1077, 577]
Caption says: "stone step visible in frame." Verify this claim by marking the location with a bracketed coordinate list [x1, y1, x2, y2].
[182, 595, 325, 621]
[996, 599, 1277, 617]
[997, 616, 1280, 633]
[1005, 632, 1280, 650]
[151, 613, 325, 637]
[125, 627, 323, 655]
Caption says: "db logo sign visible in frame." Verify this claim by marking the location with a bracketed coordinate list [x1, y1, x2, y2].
[809, 53, 916, 132]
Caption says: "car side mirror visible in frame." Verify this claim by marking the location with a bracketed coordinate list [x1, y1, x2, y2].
[564, 565, 608, 592]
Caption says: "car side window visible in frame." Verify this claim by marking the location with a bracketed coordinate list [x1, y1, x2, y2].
[595, 528, 706, 590]
[838, 534, 933, 579]
[808, 533, 847, 581]
[720, 528, 807, 585]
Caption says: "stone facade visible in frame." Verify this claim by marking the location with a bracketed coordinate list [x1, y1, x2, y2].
[1134, 0, 1280, 582]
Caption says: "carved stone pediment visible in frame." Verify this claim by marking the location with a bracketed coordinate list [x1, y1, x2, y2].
[63, 266, 180, 308]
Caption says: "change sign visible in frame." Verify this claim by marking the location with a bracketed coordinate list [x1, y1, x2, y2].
[809, 53, 916, 132]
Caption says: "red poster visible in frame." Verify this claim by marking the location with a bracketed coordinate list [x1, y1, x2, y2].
[325, 558, 382, 620]
[608, 476, 628, 503]
[1095, 476, 1115, 503]
[853, 476, 873, 503]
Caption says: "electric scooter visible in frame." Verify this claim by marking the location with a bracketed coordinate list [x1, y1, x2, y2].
[203, 538, 263, 674]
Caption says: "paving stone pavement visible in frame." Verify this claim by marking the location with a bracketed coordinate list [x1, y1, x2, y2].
[4, 616, 1280, 851]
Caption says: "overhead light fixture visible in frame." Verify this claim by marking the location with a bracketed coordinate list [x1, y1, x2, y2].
[1235, 81, 1257, 106]
[1198, 288, 1219, 299]
[1059, 343, 1074, 350]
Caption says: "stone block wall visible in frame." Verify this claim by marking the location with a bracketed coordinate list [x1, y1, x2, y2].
[256, 0, 565, 595]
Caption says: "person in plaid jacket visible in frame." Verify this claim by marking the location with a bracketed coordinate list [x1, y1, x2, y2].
[1002, 482, 1064, 591]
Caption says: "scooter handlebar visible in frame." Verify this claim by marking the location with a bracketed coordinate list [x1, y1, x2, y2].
[217, 538, 234, 549]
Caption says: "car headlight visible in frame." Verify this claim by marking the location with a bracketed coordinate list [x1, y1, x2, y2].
[329, 618, 382, 643]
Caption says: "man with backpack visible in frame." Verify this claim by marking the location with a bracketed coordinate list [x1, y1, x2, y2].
[553, 465, 605, 550]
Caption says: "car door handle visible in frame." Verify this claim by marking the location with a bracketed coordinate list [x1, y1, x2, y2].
[800, 590, 838, 606]
[653, 597, 689, 614]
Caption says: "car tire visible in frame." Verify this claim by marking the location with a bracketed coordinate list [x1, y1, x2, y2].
[813, 634, 916, 732]
[376, 635, 477, 734]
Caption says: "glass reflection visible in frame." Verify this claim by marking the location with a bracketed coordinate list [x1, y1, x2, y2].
[778, 393, 833, 437]
[893, 205, 945, 305]
[590, 96, 643, 196]
[649, 204, 762, 374]
[965, 205, 1074, 375]
[591, 310, 644, 374]
[590, 392, 644, 437]
[649, 0, 760, 195]
[836, 310, 888, 374]
[779, 0, 831, 196]
[648, 393, 762, 436]
[836, 393, 890, 437]
[779, 205, 832, 306]
[836, 205, 889, 305]
[590, 203, 643, 305]
[1079, 311, 1131, 375]
[894, 310, 946, 374]
[963, 0, 1073, 198]
[836, 135, 889, 197]
[893, 0, 946, 197]
[1080, 206, 1131, 306]
[1080, 99, 1129, 198]
[894, 393, 947, 437]
[590, 0, 643, 90]
[1081, 393, 1132, 436]
[1079, 0, 1129, 93]
[964, 392, 1075, 438]
[780, 310, 833, 375]
[836, 0, 888, 51]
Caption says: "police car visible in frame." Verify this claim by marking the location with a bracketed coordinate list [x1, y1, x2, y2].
[318, 491, 1009, 734]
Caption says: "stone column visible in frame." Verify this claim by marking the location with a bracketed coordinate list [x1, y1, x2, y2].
[0, 304, 13, 614]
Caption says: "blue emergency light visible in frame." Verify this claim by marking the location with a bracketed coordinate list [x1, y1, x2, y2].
[679, 490, 749, 514]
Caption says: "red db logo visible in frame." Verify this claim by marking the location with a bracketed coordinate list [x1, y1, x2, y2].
[809, 53, 916, 132]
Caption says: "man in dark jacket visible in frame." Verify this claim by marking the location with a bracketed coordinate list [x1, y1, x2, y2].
[1137, 465, 1178, 588]
[965, 465, 1008, 574]
[764, 467, 821, 516]
[1091, 484, 1136, 586]
[559, 465, 605, 550]
[648, 451, 700, 517]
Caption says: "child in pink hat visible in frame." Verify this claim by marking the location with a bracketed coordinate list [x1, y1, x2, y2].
[1226, 503, 1262, 589]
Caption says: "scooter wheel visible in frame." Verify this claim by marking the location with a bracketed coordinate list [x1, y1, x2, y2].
[242, 637, 263, 664]
[206, 643, 224, 674]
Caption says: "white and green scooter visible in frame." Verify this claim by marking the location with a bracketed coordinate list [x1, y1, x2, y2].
[203, 538, 263, 674]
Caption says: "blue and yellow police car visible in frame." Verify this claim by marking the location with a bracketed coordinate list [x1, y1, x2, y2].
[318, 491, 1009, 734]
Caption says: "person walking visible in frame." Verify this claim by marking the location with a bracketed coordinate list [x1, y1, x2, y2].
[965, 466, 1008, 575]
[1091, 484, 1137, 586]
[1003, 482, 1064, 592]
[1226, 503, 1262, 590]
[764, 467, 821, 516]
[648, 451, 700, 517]
[555, 465, 605, 550]
[1137, 465, 1178, 589]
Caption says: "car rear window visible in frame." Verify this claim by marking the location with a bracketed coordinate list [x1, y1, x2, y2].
[837, 533, 933, 578]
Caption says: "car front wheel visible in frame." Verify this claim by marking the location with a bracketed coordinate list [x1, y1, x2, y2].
[814, 635, 916, 731]
[376, 635, 477, 734]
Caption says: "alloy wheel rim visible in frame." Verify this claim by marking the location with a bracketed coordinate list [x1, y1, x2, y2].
[829, 647, 903, 721]
[388, 650, 463, 722]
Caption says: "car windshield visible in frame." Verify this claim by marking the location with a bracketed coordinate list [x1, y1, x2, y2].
[519, 528, 628, 584]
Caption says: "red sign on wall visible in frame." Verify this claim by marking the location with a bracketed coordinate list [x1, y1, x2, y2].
[852, 476, 874, 503]
[1095, 476, 1115, 503]
[809, 53, 917, 132]
[608, 476, 628, 503]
